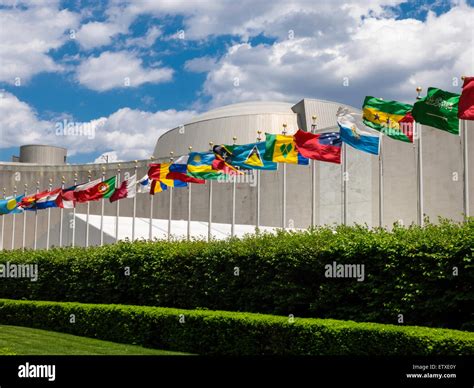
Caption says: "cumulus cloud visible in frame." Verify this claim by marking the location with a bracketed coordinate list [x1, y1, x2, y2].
[93, 151, 121, 164]
[200, 3, 474, 108]
[0, 91, 196, 161]
[184, 56, 217, 73]
[75, 51, 174, 91]
[106, 0, 404, 40]
[0, 1, 79, 84]
[76, 21, 125, 50]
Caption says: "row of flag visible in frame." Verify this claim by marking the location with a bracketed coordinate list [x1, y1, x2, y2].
[1, 77, 473, 216]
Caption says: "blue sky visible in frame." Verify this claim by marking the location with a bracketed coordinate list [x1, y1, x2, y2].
[0, 0, 472, 163]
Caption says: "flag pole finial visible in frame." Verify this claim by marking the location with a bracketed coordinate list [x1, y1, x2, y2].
[311, 115, 317, 133]
[416, 86, 422, 100]
[461, 75, 466, 80]
[232, 136, 237, 144]
[188, 146, 192, 152]
[117, 163, 121, 172]
[150, 155, 154, 161]
[209, 142, 214, 151]
[170, 151, 174, 162]
[257, 130, 262, 141]
[282, 123, 287, 135]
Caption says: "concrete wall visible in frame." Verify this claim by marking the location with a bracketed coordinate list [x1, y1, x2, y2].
[19, 145, 67, 165]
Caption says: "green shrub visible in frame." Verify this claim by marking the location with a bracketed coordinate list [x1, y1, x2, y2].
[0, 219, 472, 329]
[0, 299, 472, 356]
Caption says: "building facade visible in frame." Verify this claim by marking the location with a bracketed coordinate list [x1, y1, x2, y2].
[0, 98, 472, 249]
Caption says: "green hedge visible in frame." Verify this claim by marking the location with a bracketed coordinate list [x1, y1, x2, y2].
[0, 220, 472, 329]
[0, 299, 472, 355]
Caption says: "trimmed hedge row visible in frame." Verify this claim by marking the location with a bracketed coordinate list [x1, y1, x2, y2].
[0, 220, 472, 329]
[0, 299, 472, 355]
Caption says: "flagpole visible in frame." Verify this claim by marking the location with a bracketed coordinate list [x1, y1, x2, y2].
[149, 156, 154, 241]
[59, 176, 65, 247]
[72, 173, 78, 247]
[311, 116, 317, 228]
[1, 188, 5, 250]
[342, 143, 347, 225]
[415, 86, 424, 227]
[115, 164, 121, 243]
[187, 147, 192, 240]
[168, 152, 174, 241]
[45, 179, 53, 250]
[378, 135, 384, 227]
[100, 167, 106, 246]
[132, 161, 138, 241]
[282, 124, 287, 230]
[22, 183, 27, 251]
[462, 118, 470, 218]
[461, 76, 470, 219]
[256, 131, 262, 229]
[12, 186, 17, 250]
[208, 142, 213, 241]
[33, 182, 39, 250]
[85, 170, 91, 247]
[231, 136, 237, 237]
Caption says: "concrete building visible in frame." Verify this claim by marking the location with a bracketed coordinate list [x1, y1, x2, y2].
[0, 99, 472, 250]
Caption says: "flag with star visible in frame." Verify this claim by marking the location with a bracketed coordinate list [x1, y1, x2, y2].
[264, 133, 309, 165]
[225, 141, 277, 170]
[362, 96, 414, 142]
[412, 87, 460, 134]
[293, 129, 342, 163]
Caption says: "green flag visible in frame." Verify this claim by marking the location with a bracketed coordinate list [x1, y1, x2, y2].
[412, 87, 460, 135]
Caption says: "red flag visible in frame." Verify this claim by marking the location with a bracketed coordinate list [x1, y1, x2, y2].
[293, 129, 341, 164]
[459, 76, 474, 120]
[109, 175, 137, 203]
[56, 188, 75, 208]
[398, 112, 414, 142]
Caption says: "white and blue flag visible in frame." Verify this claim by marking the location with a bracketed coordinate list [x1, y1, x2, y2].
[336, 107, 380, 155]
[137, 175, 151, 193]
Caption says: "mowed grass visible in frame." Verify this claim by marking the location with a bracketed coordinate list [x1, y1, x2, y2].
[0, 325, 187, 355]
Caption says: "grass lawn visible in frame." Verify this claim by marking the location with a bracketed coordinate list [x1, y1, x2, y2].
[0, 325, 186, 355]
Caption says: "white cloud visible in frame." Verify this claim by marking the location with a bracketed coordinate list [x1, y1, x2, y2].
[0, 91, 50, 146]
[184, 56, 217, 73]
[107, 0, 405, 40]
[93, 151, 121, 164]
[0, 1, 79, 84]
[76, 21, 124, 50]
[75, 51, 174, 91]
[0, 91, 196, 161]
[124, 26, 161, 48]
[200, 3, 474, 108]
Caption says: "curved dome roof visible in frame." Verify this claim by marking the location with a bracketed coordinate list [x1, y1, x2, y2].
[187, 101, 295, 124]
